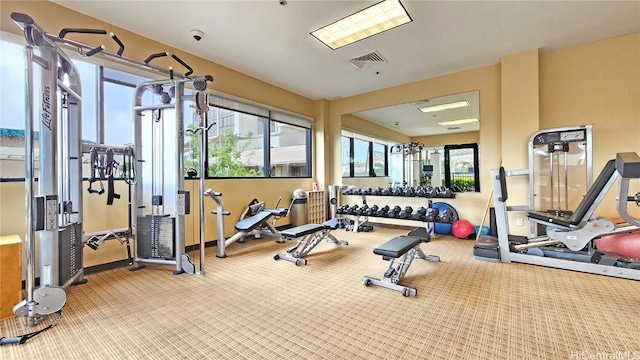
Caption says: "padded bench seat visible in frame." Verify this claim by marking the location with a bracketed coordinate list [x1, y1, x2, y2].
[281, 223, 324, 239]
[235, 211, 272, 232]
[274, 218, 347, 266]
[373, 236, 423, 258]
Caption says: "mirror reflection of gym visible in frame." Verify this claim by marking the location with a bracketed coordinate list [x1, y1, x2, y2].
[349, 91, 480, 192]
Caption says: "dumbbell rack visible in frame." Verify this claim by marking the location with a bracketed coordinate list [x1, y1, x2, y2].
[339, 194, 457, 234]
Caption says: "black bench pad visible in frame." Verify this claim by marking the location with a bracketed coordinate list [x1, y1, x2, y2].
[282, 223, 324, 238]
[235, 211, 272, 232]
[526, 211, 573, 228]
[373, 236, 422, 258]
[281, 218, 341, 238]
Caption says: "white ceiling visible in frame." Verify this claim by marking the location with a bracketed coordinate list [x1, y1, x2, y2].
[52, 0, 640, 136]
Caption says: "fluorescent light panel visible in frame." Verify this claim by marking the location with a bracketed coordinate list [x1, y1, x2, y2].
[438, 118, 479, 126]
[311, 0, 412, 50]
[419, 100, 469, 113]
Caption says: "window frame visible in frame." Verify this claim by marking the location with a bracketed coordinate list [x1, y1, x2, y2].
[444, 143, 480, 192]
[341, 131, 389, 178]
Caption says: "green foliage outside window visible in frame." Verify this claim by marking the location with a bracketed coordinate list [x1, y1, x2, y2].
[184, 124, 263, 177]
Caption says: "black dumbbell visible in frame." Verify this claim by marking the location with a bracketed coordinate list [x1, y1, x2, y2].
[398, 206, 414, 218]
[442, 188, 455, 198]
[404, 187, 415, 197]
[439, 209, 455, 223]
[392, 188, 404, 196]
[381, 187, 393, 196]
[376, 205, 390, 217]
[411, 207, 427, 220]
[365, 205, 379, 216]
[425, 208, 440, 222]
[355, 204, 368, 215]
[346, 204, 359, 215]
[336, 204, 349, 214]
[386, 205, 402, 217]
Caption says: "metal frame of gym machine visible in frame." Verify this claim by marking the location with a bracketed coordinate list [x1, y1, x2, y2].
[11, 13, 85, 328]
[490, 124, 640, 280]
[130, 67, 212, 275]
[9, 13, 214, 334]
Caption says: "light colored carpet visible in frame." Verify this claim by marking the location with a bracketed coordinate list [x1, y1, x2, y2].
[2, 226, 640, 359]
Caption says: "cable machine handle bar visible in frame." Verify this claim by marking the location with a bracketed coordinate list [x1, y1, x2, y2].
[171, 54, 193, 77]
[58, 28, 106, 38]
[110, 33, 125, 56]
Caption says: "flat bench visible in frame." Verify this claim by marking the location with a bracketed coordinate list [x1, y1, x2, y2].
[363, 235, 440, 297]
[274, 218, 347, 266]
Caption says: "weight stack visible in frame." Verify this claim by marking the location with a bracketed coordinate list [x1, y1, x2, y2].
[137, 215, 175, 259]
[58, 223, 83, 285]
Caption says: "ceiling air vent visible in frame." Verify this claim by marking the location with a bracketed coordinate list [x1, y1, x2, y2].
[413, 99, 431, 106]
[349, 51, 387, 69]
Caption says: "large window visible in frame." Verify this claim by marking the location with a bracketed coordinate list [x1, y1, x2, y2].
[270, 121, 309, 177]
[184, 99, 312, 179]
[341, 130, 388, 177]
[102, 68, 151, 146]
[206, 107, 266, 177]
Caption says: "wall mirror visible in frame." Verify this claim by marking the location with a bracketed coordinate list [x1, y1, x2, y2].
[344, 90, 480, 192]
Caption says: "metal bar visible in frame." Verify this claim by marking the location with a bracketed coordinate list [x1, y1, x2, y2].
[47, 32, 193, 79]
[24, 46, 36, 304]
[197, 102, 207, 274]
[133, 104, 176, 112]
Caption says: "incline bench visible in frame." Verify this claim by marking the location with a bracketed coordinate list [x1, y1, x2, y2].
[274, 218, 348, 266]
[216, 210, 285, 258]
[362, 234, 440, 297]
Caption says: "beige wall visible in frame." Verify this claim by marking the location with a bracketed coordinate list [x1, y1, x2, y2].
[1, 0, 639, 270]
[540, 33, 640, 219]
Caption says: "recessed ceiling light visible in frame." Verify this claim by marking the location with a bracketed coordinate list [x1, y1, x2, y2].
[419, 100, 469, 113]
[311, 0, 412, 50]
[438, 118, 479, 126]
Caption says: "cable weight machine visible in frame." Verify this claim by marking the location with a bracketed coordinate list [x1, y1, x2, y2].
[10, 12, 85, 331]
[130, 62, 213, 275]
[5, 12, 214, 344]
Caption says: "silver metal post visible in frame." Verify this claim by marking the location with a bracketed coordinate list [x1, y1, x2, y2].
[549, 151, 554, 210]
[197, 100, 208, 274]
[24, 46, 36, 305]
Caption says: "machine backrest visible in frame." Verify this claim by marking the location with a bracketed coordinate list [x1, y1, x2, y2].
[498, 167, 508, 202]
[569, 159, 616, 225]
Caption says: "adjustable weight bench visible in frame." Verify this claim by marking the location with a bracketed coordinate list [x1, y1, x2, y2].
[216, 210, 284, 258]
[274, 218, 348, 266]
[362, 235, 440, 297]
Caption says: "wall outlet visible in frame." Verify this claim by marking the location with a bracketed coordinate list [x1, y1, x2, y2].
[516, 217, 524, 226]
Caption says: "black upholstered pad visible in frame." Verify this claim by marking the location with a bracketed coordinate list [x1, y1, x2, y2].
[235, 211, 272, 232]
[281, 223, 324, 238]
[266, 208, 289, 217]
[323, 218, 340, 229]
[373, 236, 422, 258]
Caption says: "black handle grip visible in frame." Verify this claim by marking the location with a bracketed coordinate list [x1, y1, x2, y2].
[204, 74, 214, 82]
[85, 45, 105, 57]
[171, 54, 193, 77]
[59, 28, 107, 39]
[88, 187, 104, 195]
[0, 336, 27, 345]
[144, 52, 168, 64]
[10, 12, 35, 26]
[110, 33, 125, 56]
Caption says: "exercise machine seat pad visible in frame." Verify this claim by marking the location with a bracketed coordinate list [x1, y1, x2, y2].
[235, 211, 272, 232]
[281, 223, 324, 238]
[373, 236, 422, 258]
[323, 218, 340, 229]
